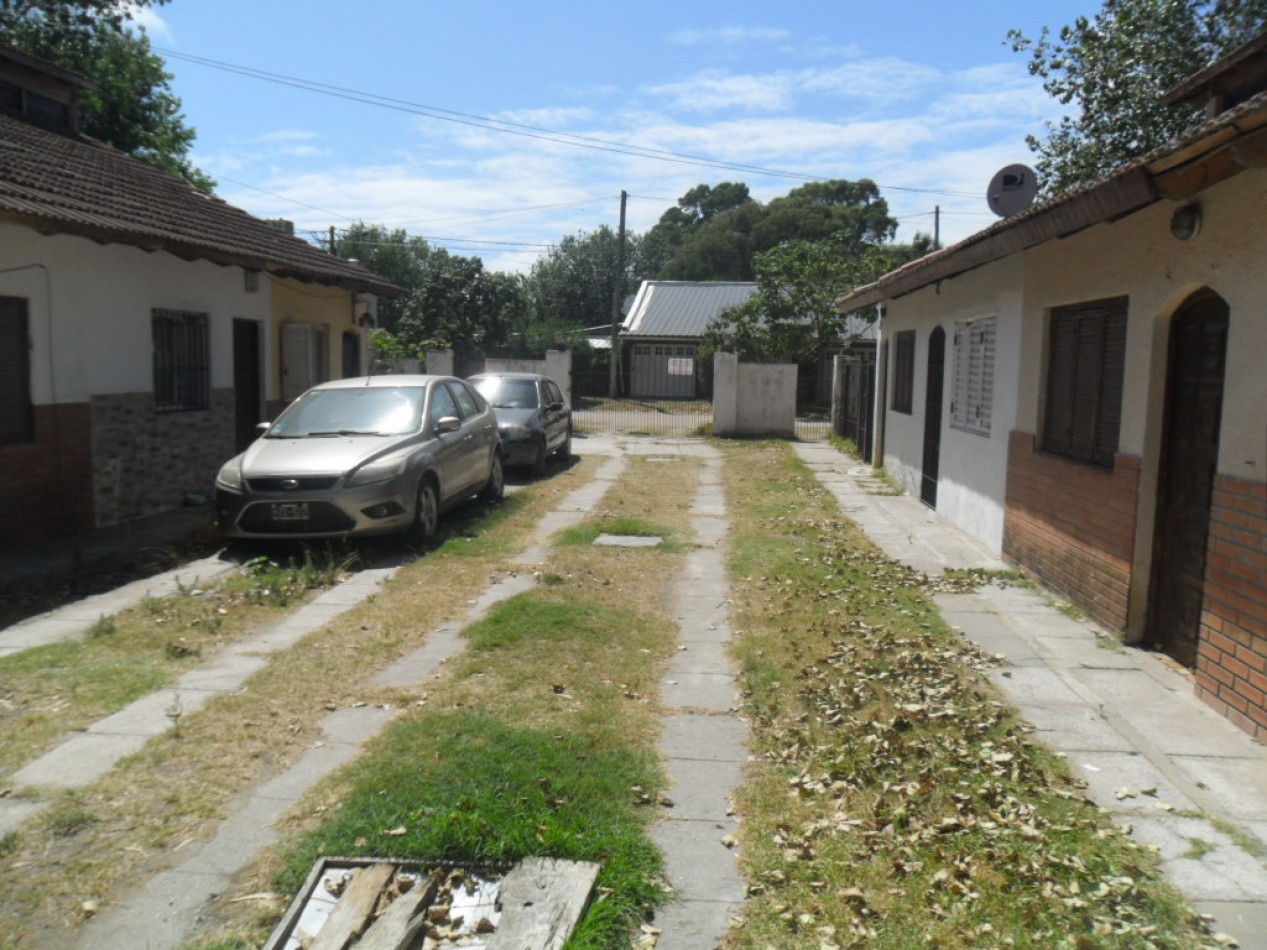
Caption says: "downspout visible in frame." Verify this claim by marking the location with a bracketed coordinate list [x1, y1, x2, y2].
[872, 302, 887, 472]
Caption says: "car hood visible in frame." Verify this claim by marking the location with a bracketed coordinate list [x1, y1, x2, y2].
[240, 434, 421, 476]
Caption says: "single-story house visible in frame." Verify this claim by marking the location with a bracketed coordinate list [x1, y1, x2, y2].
[837, 32, 1267, 739]
[0, 44, 402, 548]
[619, 280, 757, 398]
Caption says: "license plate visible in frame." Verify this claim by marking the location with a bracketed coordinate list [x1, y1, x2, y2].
[270, 502, 310, 521]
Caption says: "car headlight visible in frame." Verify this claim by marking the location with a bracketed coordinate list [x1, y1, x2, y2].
[347, 454, 408, 487]
[215, 456, 244, 492]
[501, 423, 533, 441]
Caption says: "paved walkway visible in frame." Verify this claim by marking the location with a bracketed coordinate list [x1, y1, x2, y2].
[4, 438, 1267, 948]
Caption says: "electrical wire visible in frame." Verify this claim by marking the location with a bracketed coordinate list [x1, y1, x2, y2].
[158, 47, 982, 199]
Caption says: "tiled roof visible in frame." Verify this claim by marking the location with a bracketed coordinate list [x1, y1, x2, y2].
[0, 112, 403, 296]
[622, 281, 758, 338]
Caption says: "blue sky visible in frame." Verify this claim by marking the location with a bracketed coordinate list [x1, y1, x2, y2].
[140, 0, 1092, 273]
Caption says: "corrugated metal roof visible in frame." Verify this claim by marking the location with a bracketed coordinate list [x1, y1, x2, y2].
[0, 113, 404, 296]
[622, 281, 758, 338]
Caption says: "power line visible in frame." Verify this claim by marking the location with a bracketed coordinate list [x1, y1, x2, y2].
[158, 47, 981, 199]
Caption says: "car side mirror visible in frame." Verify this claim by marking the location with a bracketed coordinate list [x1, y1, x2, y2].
[436, 415, 461, 433]
[548, 401, 563, 411]
[255, 421, 271, 434]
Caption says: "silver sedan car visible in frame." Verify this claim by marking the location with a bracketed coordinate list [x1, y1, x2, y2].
[215, 375, 503, 540]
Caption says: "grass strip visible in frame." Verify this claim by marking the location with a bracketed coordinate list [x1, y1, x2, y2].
[180, 453, 702, 949]
[718, 440, 1219, 949]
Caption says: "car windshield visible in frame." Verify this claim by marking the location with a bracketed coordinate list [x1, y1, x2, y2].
[267, 386, 425, 437]
[471, 378, 539, 410]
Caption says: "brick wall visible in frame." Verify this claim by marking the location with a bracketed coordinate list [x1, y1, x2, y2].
[1195, 474, 1267, 740]
[0, 403, 94, 547]
[90, 389, 235, 526]
[1003, 431, 1140, 631]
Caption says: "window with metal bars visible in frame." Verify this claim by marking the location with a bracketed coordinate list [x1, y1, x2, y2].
[1042, 297, 1127, 468]
[951, 316, 996, 436]
[0, 296, 33, 443]
[152, 309, 210, 412]
[892, 330, 915, 414]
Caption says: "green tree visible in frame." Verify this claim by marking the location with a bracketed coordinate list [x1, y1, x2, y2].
[653, 179, 896, 282]
[523, 225, 657, 331]
[3, 0, 213, 190]
[1010, 0, 1267, 194]
[336, 222, 430, 334]
[703, 236, 891, 364]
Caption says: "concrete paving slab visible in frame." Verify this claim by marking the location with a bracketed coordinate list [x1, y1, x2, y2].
[1077, 668, 1255, 758]
[12, 731, 151, 788]
[661, 757, 743, 820]
[649, 818, 745, 899]
[191, 795, 284, 875]
[942, 609, 1043, 666]
[593, 533, 662, 547]
[1164, 846, 1267, 901]
[1124, 813, 1234, 861]
[87, 688, 214, 737]
[1022, 704, 1137, 752]
[986, 664, 1089, 705]
[1195, 901, 1267, 950]
[176, 652, 269, 690]
[1169, 754, 1267, 820]
[1067, 750, 1201, 814]
[659, 714, 748, 762]
[666, 639, 735, 676]
[661, 672, 738, 712]
[76, 865, 229, 950]
[319, 705, 396, 744]
[368, 622, 464, 687]
[652, 898, 744, 950]
[981, 584, 1062, 614]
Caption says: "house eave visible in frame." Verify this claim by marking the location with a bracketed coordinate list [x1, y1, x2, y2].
[838, 93, 1267, 313]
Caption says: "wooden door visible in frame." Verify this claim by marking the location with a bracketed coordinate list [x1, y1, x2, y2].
[232, 319, 262, 452]
[1147, 290, 1229, 667]
[921, 327, 945, 508]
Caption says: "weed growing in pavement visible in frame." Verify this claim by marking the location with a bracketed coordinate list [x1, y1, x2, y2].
[88, 614, 117, 638]
[45, 795, 97, 838]
[0, 831, 18, 857]
[719, 439, 1221, 949]
[240, 546, 356, 607]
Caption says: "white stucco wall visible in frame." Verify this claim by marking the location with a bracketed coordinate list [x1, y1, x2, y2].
[712, 352, 796, 437]
[879, 255, 1025, 552]
[0, 224, 271, 406]
[1021, 168, 1267, 484]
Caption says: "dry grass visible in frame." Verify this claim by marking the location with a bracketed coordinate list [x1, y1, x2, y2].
[0, 451, 705, 949]
[0, 462, 598, 948]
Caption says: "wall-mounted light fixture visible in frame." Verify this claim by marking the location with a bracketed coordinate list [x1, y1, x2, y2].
[1170, 203, 1202, 241]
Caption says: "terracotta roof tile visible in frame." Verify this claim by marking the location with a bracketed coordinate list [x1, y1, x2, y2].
[0, 113, 403, 296]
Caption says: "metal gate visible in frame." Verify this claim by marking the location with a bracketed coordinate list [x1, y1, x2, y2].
[572, 346, 712, 437]
[831, 348, 876, 460]
[794, 357, 832, 442]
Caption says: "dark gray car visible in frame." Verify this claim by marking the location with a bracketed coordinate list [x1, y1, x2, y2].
[215, 375, 503, 540]
[468, 372, 571, 476]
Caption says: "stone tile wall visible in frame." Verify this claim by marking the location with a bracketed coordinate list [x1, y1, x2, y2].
[0, 403, 93, 547]
[90, 389, 235, 527]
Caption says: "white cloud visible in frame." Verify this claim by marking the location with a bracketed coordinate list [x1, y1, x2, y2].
[125, 2, 171, 41]
[667, 26, 791, 47]
[645, 70, 794, 113]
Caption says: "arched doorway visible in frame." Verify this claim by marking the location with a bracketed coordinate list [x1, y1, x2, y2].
[920, 326, 945, 508]
[1147, 289, 1229, 667]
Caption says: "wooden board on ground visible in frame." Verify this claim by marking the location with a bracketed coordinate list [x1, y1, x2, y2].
[263, 856, 600, 950]
[486, 858, 601, 950]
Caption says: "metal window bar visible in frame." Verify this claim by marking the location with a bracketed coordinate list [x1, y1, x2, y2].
[153, 309, 210, 412]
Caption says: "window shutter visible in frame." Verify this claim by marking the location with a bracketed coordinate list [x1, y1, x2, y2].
[951, 317, 995, 436]
[282, 324, 314, 400]
[1043, 297, 1127, 467]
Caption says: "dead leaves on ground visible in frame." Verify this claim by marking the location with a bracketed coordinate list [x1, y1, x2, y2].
[731, 516, 1222, 948]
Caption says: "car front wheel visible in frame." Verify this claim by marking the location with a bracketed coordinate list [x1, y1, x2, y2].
[531, 435, 548, 478]
[481, 450, 505, 502]
[411, 479, 439, 540]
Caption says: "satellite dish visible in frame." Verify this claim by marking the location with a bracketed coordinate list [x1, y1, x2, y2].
[987, 164, 1038, 217]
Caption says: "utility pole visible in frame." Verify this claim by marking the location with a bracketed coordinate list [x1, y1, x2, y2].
[933, 206, 940, 251]
[329, 225, 337, 254]
[608, 189, 627, 398]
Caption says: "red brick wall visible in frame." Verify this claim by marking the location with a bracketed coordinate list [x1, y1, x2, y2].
[0, 403, 94, 548]
[1195, 474, 1267, 740]
[1003, 431, 1140, 631]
